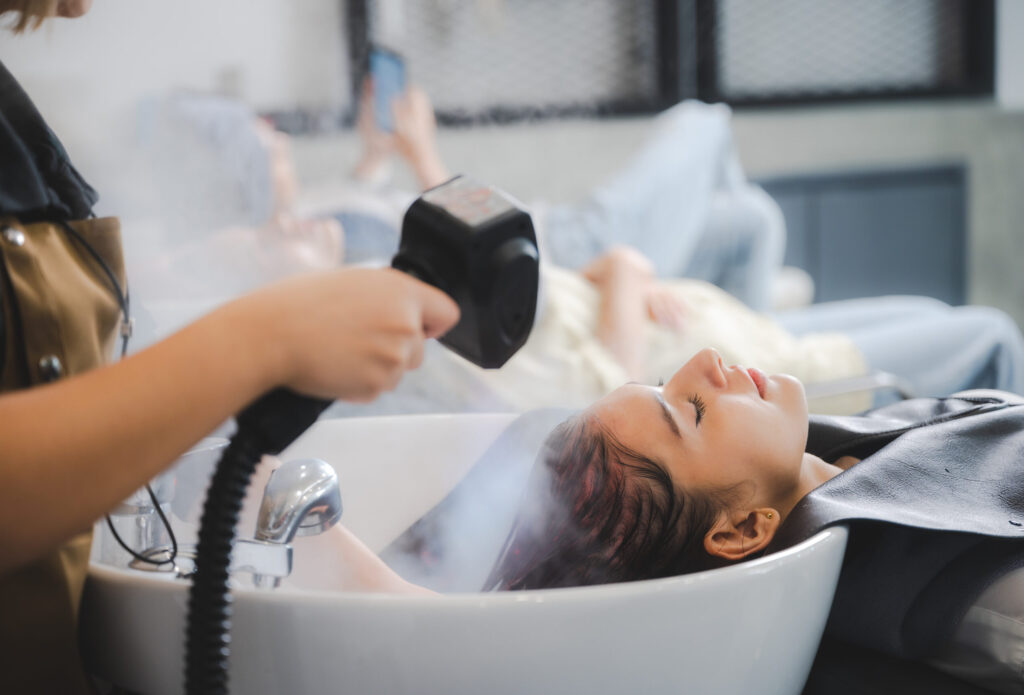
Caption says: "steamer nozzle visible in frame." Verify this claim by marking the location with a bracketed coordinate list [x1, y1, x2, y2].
[391, 175, 539, 368]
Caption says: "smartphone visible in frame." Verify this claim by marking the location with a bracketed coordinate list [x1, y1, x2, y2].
[369, 46, 406, 133]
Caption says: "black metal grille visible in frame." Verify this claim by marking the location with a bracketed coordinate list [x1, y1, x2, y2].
[343, 0, 993, 124]
[351, 0, 667, 123]
[705, 0, 993, 105]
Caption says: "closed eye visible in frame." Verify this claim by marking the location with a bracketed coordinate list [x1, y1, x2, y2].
[689, 394, 707, 426]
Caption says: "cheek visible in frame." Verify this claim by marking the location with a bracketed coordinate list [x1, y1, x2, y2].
[760, 377, 807, 445]
[734, 403, 803, 477]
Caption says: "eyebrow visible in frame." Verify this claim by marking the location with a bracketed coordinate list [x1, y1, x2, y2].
[654, 391, 683, 440]
[624, 381, 683, 441]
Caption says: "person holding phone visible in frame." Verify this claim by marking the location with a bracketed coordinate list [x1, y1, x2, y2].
[350, 70, 785, 313]
[353, 79, 452, 193]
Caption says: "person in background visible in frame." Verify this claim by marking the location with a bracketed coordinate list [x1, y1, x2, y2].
[345, 84, 788, 312]
[0, 2, 459, 692]
[140, 81, 786, 311]
[138, 83, 1024, 418]
[341, 86, 1024, 412]
[133, 87, 872, 415]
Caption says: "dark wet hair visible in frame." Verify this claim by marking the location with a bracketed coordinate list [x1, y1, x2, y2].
[484, 411, 734, 591]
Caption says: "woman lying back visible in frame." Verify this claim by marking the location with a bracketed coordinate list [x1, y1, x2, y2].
[482, 347, 1024, 690]
[270, 345, 1022, 688]
[484, 347, 851, 589]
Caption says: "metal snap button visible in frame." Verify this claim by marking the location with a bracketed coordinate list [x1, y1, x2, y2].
[38, 354, 64, 382]
[2, 225, 25, 247]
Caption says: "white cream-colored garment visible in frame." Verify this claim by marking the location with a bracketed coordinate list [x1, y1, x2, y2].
[436, 265, 871, 414]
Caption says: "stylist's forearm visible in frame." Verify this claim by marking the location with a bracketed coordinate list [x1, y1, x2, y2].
[0, 300, 281, 573]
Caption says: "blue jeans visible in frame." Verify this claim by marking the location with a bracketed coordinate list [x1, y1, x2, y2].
[539, 101, 784, 311]
[776, 296, 1024, 400]
[333, 211, 400, 264]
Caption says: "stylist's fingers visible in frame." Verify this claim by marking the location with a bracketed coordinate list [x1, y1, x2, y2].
[406, 332, 426, 370]
[412, 278, 460, 339]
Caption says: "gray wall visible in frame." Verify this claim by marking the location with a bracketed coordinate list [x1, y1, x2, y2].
[735, 102, 1024, 326]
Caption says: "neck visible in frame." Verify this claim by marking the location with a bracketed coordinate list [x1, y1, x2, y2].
[778, 453, 844, 519]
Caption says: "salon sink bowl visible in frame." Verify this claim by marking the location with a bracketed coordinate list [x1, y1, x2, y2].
[81, 413, 847, 695]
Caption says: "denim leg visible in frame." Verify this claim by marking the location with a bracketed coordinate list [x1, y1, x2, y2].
[844, 305, 1024, 397]
[539, 203, 610, 272]
[681, 186, 786, 311]
[540, 101, 734, 276]
[333, 211, 400, 264]
[775, 295, 951, 335]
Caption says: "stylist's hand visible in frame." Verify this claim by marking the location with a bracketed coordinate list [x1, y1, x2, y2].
[235, 267, 459, 402]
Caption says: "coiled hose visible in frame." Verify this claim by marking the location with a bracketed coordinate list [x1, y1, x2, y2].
[184, 389, 331, 695]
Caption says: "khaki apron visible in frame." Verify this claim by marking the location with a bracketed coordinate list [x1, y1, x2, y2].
[0, 216, 124, 694]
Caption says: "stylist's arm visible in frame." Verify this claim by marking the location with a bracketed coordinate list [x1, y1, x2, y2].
[0, 267, 458, 574]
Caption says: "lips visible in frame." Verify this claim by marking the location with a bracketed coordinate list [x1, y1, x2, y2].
[746, 367, 767, 399]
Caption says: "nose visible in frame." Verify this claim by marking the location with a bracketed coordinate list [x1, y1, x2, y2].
[664, 348, 727, 400]
[695, 348, 728, 388]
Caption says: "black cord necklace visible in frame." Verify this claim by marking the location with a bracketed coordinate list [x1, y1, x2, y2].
[59, 219, 179, 568]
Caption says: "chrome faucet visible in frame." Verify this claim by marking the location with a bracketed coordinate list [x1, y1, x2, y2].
[109, 456, 341, 587]
[251, 458, 343, 587]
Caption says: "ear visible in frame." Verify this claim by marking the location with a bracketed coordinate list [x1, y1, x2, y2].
[703, 508, 780, 562]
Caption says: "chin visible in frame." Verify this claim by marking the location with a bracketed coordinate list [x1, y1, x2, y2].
[775, 373, 809, 417]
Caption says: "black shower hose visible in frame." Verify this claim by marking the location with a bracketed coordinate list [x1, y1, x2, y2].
[184, 388, 331, 695]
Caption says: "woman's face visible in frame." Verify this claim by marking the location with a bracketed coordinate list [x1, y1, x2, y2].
[590, 348, 809, 508]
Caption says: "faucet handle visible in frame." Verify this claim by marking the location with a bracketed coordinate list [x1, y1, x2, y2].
[126, 540, 292, 584]
[254, 458, 343, 544]
[232, 539, 293, 579]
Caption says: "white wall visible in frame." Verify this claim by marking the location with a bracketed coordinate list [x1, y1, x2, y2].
[998, 0, 1024, 109]
[0, 0, 347, 210]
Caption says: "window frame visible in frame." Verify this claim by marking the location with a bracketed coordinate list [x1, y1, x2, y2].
[342, 0, 995, 125]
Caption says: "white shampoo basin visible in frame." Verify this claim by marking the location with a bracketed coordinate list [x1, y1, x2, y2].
[81, 413, 847, 695]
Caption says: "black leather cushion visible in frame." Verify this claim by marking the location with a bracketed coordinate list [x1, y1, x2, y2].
[804, 638, 997, 695]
